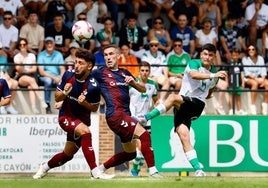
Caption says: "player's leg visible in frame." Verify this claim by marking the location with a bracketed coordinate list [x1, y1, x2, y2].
[130, 139, 144, 176]
[33, 141, 78, 179]
[176, 124, 205, 176]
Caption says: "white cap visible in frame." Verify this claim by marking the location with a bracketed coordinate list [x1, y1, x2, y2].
[44, 36, 55, 43]
[69, 41, 80, 49]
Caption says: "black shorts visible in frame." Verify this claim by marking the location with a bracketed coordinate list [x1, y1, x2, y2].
[173, 97, 205, 130]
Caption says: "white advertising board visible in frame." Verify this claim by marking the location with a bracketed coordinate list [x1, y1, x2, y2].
[0, 114, 99, 173]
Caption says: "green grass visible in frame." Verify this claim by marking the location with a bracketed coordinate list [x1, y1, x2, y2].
[1, 176, 268, 188]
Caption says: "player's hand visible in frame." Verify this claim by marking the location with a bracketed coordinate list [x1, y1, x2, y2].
[78, 93, 86, 105]
[215, 71, 227, 79]
[63, 83, 73, 95]
[124, 75, 135, 84]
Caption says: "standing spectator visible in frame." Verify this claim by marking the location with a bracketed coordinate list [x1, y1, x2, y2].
[19, 10, 44, 55]
[41, 0, 73, 28]
[117, 13, 147, 52]
[0, 42, 18, 114]
[198, 0, 222, 32]
[167, 38, 190, 91]
[138, 43, 227, 177]
[129, 61, 159, 176]
[0, 0, 27, 28]
[14, 38, 47, 114]
[118, 42, 139, 77]
[170, 14, 195, 58]
[0, 78, 12, 110]
[242, 44, 268, 115]
[147, 16, 172, 55]
[91, 44, 162, 178]
[96, 17, 117, 47]
[245, 0, 268, 46]
[33, 48, 114, 180]
[0, 11, 19, 62]
[218, 14, 247, 62]
[45, 12, 73, 58]
[141, 38, 170, 102]
[227, 48, 247, 115]
[37, 36, 65, 114]
[168, 0, 198, 30]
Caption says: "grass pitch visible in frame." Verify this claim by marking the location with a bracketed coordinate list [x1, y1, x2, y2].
[1, 175, 268, 188]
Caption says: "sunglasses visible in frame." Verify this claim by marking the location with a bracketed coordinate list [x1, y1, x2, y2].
[174, 44, 182, 47]
[150, 44, 158, 47]
[154, 21, 162, 24]
[19, 43, 27, 46]
[4, 17, 12, 20]
[248, 48, 255, 51]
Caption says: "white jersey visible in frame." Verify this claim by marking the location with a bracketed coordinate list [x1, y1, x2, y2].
[129, 78, 158, 126]
[179, 59, 218, 102]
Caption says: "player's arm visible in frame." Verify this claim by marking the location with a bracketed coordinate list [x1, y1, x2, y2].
[77, 94, 99, 112]
[125, 75, 146, 93]
[55, 83, 73, 102]
[0, 97, 11, 107]
[190, 70, 227, 80]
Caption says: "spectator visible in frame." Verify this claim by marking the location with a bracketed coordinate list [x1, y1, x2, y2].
[24, 0, 44, 15]
[141, 38, 170, 102]
[14, 38, 47, 114]
[245, 0, 268, 46]
[167, 38, 190, 91]
[96, 17, 117, 47]
[0, 0, 27, 28]
[117, 13, 147, 52]
[75, 12, 96, 53]
[170, 14, 195, 58]
[242, 44, 268, 115]
[41, 0, 73, 28]
[103, 0, 134, 32]
[227, 48, 247, 115]
[0, 78, 11, 110]
[198, 0, 222, 32]
[37, 36, 65, 114]
[132, 0, 147, 16]
[118, 42, 139, 77]
[19, 10, 44, 56]
[168, 0, 198, 30]
[0, 42, 18, 114]
[64, 41, 80, 71]
[149, 0, 174, 18]
[74, 0, 108, 34]
[147, 16, 172, 55]
[45, 12, 73, 58]
[218, 14, 247, 63]
[0, 11, 19, 62]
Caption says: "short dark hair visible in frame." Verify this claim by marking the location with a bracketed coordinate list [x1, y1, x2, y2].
[102, 44, 119, 52]
[202, 43, 216, 53]
[173, 38, 183, 44]
[4, 11, 13, 17]
[139, 61, 151, 70]
[75, 48, 95, 67]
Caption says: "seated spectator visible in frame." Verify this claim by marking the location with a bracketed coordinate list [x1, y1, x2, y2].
[37, 37, 65, 114]
[19, 10, 44, 56]
[117, 13, 147, 52]
[0, 11, 19, 62]
[149, 0, 174, 18]
[0, 42, 18, 114]
[245, 0, 268, 47]
[0, 78, 11, 110]
[45, 12, 73, 58]
[41, 0, 73, 28]
[96, 17, 117, 47]
[170, 14, 195, 58]
[226, 48, 247, 115]
[141, 38, 170, 102]
[132, 0, 147, 16]
[118, 42, 139, 78]
[0, 0, 27, 28]
[147, 16, 172, 55]
[64, 41, 80, 71]
[14, 38, 47, 114]
[242, 44, 268, 115]
[166, 38, 190, 92]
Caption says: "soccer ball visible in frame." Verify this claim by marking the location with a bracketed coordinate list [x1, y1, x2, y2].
[72, 21, 94, 43]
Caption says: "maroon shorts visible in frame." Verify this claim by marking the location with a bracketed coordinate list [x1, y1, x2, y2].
[58, 115, 84, 147]
[106, 111, 138, 143]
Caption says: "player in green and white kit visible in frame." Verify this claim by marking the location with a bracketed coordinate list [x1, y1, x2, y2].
[138, 43, 227, 176]
[129, 61, 159, 176]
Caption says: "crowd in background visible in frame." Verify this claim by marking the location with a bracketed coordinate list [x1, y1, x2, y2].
[0, 0, 268, 115]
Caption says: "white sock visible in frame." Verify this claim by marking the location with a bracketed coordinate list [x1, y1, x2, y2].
[148, 166, 158, 175]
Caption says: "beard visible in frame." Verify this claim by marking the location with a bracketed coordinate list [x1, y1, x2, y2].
[75, 69, 87, 80]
